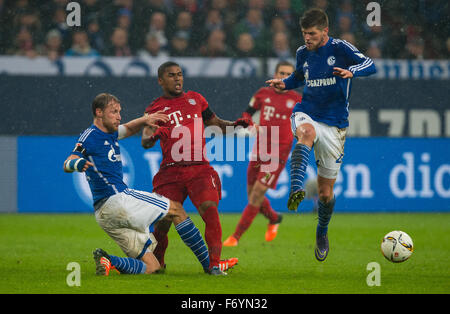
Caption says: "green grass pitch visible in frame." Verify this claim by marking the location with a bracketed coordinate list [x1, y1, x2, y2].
[0, 212, 448, 294]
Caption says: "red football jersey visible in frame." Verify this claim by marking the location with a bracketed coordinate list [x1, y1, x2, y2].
[145, 91, 211, 167]
[249, 87, 302, 160]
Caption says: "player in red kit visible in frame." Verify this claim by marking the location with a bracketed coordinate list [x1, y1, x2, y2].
[141, 61, 251, 275]
[223, 61, 302, 246]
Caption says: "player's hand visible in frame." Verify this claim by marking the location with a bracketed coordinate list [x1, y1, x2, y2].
[265, 78, 286, 90]
[145, 111, 170, 128]
[234, 112, 253, 128]
[150, 126, 170, 141]
[80, 160, 94, 172]
[333, 67, 353, 79]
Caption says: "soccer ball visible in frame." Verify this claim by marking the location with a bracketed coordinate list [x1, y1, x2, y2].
[381, 231, 414, 263]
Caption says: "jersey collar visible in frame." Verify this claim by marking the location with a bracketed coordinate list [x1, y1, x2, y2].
[315, 37, 332, 55]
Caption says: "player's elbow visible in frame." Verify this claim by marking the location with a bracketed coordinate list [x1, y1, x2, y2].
[354, 63, 376, 78]
[366, 60, 377, 75]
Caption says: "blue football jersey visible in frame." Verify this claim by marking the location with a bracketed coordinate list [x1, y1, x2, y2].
[283, 37, 376, 128]
[71, 124, 127, 205]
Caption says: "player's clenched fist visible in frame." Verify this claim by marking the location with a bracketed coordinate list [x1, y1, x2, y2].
[234, 112, 253, 128]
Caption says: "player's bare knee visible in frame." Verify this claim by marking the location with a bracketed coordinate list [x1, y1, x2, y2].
[198, 200, 217, 215]
[296, 123, 315, 145]
[318, 189, 333, 204]
[168, 200, 187, 222]
[317, 176, 336, 204]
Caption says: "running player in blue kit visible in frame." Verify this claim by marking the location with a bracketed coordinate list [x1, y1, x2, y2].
[267, 9, 376, 261]
[63, 93, 214, 275]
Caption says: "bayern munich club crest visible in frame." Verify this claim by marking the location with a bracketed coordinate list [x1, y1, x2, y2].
[286, 100, 294, 108]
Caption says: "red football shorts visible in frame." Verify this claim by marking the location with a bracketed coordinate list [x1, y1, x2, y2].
[152, 163, 221, 208]
[247, 157, 288, 189]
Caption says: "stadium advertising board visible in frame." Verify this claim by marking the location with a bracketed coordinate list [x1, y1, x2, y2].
[16, 136, 450, 213]
[1, 76, 448, 138]
[1, 56, 449, 79]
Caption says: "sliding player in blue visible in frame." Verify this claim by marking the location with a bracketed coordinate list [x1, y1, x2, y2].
[63, 93, 215, 275]
[267, 8, 376, 261]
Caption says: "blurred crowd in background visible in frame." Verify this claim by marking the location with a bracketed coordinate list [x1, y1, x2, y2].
[0, 0, 448, 60]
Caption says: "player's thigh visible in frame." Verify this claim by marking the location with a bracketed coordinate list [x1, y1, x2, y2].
[247, 160, 260, 188]
[314, 123, 347, 180]
[153, 167, 188, 204]
[122, 189, 170, 232]
[95, 191, 167, 232]
[187, 166, 221, 209]
[154, 182, 188, 204]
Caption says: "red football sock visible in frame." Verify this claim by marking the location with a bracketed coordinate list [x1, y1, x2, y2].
[233, 203, 260, 240]
[201, 206, 222, 268]
[152, 222, 171, 266]
[260, 197, 279, 224]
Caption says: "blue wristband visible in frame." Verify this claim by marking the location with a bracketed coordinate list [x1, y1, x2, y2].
[66, 158, 87, 172]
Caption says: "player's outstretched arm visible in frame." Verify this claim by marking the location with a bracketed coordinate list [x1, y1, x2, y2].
[205, 114, 253, 134]
[204, 115, 234, 133]
[63, 154, 93, 173]
[121, 111, 169, 140]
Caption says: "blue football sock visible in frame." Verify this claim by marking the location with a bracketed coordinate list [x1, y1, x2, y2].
[290, 143, 311, 193]
[317, 197, 336, 236]
[175, 217, 210, 270]
[109, 255, 147, 274]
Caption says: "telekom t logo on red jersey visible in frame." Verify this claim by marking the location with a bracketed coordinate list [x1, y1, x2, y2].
[263, 106, 275, 121]
[168, 110, 199, 127]
[263, 105, 289, 121]
[168, 110, 183, 127]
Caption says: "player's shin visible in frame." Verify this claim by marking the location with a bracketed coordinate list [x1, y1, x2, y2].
[200, 206, 222, 268]
[290, 143, 311, 193]
[175, 217, 210, 270]
[260, 197, 279, 223]
[108, 255, 147, 274]
[153, 220, 171, 266]
[316, 196, 335, 236]
[233, 204, 260, 240]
